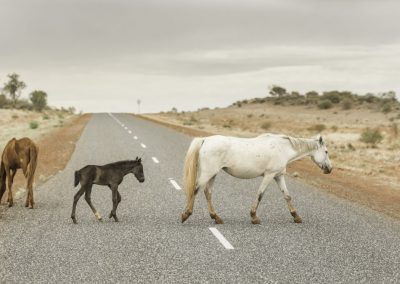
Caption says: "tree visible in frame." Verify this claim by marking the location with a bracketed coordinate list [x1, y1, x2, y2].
[29, 90, 47, 112]
[3, 73, 26, 107]
[269, 85, 287, 97]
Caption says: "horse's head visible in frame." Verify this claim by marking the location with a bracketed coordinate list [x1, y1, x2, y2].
[311, 135, 333, 174]
[132, 157, 145, 183]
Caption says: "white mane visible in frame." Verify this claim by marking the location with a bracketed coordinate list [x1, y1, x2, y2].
[258, 133, 320, 153]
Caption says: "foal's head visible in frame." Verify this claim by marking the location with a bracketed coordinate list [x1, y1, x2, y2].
[131, 157, 145, 183]
[311, 136, 333, 174]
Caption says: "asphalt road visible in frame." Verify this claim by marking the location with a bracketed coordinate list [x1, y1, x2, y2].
[0, 113, 399, 283]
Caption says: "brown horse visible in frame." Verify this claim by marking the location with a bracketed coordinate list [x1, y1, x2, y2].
[0, 138, 38, 208]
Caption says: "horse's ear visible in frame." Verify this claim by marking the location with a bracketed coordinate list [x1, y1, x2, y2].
[138, 158, 142, 163]
[135, 156, 139, 161]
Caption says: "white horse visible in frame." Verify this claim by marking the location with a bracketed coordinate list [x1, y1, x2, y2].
[181, 133, 332, 224]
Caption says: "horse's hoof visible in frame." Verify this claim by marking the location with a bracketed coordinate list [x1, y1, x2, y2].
[8, 203, 13, 207]
[214, 216, 224, 224]
[29, 206, 34, 209]
[181, 212, 190, 223]
[113, 216, 119, 222]
[71, 218, 77, 224]
[251, 218, 261, 225]
[109, 213, 113, 218]
[98, 217, 103, 222]
[294, 217, 302, 224]
[25, 203, 29, 208]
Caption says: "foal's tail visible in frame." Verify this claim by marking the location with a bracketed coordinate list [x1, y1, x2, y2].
[183, 137, 204, 210]
[74, 171, 80, 187]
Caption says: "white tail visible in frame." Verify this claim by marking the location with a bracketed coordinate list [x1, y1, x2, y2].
[181, 137, 204, 222]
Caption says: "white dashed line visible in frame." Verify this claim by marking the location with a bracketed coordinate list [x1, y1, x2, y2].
[133, 136, 138, 140]
[209, 228, 234, 250]
[124, 127, 128, 130]
[128, 130, 132, 134]
[152, 157, 159, 164]
[140, 143, 147, 148]
[168, 178, 181, 190]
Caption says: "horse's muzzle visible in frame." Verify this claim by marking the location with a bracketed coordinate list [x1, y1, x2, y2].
[139, 178, 145, 183]
[323, 167, 332, 174]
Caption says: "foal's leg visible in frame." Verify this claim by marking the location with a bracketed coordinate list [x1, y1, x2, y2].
[204, 177, 223, 224]
[71, 185, 87, 224]
[84, 185, 102, 221]
[109, 186, 119, 222]
[274, 175, 302, 223]
[250, 174, 274, 224]
[7, 169, 16, 207]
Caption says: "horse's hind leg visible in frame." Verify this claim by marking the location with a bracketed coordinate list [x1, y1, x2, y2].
[84, 185, 102, 221]
[274, 175, 302, 223]
[250, 173, 274, 224]
[26, 170, 35, 209]
[204, 177, 223, 224]
[6, 169, 16, 207]
[71, 185, 86, 224]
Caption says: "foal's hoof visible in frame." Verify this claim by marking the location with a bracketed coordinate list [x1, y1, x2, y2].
[8, 203, 13, 208]
[71, 218, 77, 224]
[251, 217, 261, 225]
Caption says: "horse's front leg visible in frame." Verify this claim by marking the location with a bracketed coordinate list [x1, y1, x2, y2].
[109, 186, 119, 222]
[274, 175, 302, 223]
[250, 174, 274, 224]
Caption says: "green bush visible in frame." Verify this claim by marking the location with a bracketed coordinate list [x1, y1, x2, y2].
[342, 99, 352, 110]
[42, 114, 50, 120]
[382, 103, 392, 113]
[260, 121, 271, 130]
[308, 124, 326, 132]
[318, 100, 333, 109]
[360, 128, 383, 145]
[29, 121, 39, 129]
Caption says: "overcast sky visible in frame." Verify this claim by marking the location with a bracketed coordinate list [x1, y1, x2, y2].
[0, 0, 399, 113]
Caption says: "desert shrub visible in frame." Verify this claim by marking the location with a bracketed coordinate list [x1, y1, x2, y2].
[29, 121, 39, 129]
[0, 94, 8, 108]
[12, 114, 18, 119]
[322, 92, 341, 104]
[382, 103, 392, 113]
[347, 143, 356, 151]
[29, 90, 48, 112]
[16, 99, 33, 110]
[223, 124, 231, 128]
[183, 120, 193, 126]
[42, 114, 50, 120]
[360, 128, 383, 145]
[342, 99, 352, 110]
[391, 123, 398, 138]
[331, 125, 338, 132]
[318, 100, 333, 109]
[308, 124, 326, 132]
[247, 114, 253, 118]
[260, 121, 271, 130]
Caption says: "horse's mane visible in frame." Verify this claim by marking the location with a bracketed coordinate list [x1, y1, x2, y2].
[259, 133, 319, 153]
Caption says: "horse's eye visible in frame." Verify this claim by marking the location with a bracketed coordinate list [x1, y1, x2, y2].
[325, 151, 328, 154]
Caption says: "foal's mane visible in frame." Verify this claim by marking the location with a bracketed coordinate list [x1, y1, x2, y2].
[111, 160, 139, 169]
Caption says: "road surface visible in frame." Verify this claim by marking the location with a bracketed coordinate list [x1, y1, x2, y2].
[0, 113, 399, 283]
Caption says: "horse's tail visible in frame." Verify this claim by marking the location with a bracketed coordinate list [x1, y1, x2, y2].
[182, 137, 204, 222]
[74, 171, 80, 187]
[26, 143, 38, 180]
[0, 159, 6, 202]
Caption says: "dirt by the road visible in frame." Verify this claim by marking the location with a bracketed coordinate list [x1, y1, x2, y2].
[0, 114, 91, 204]
[138, 114, 400, 220]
